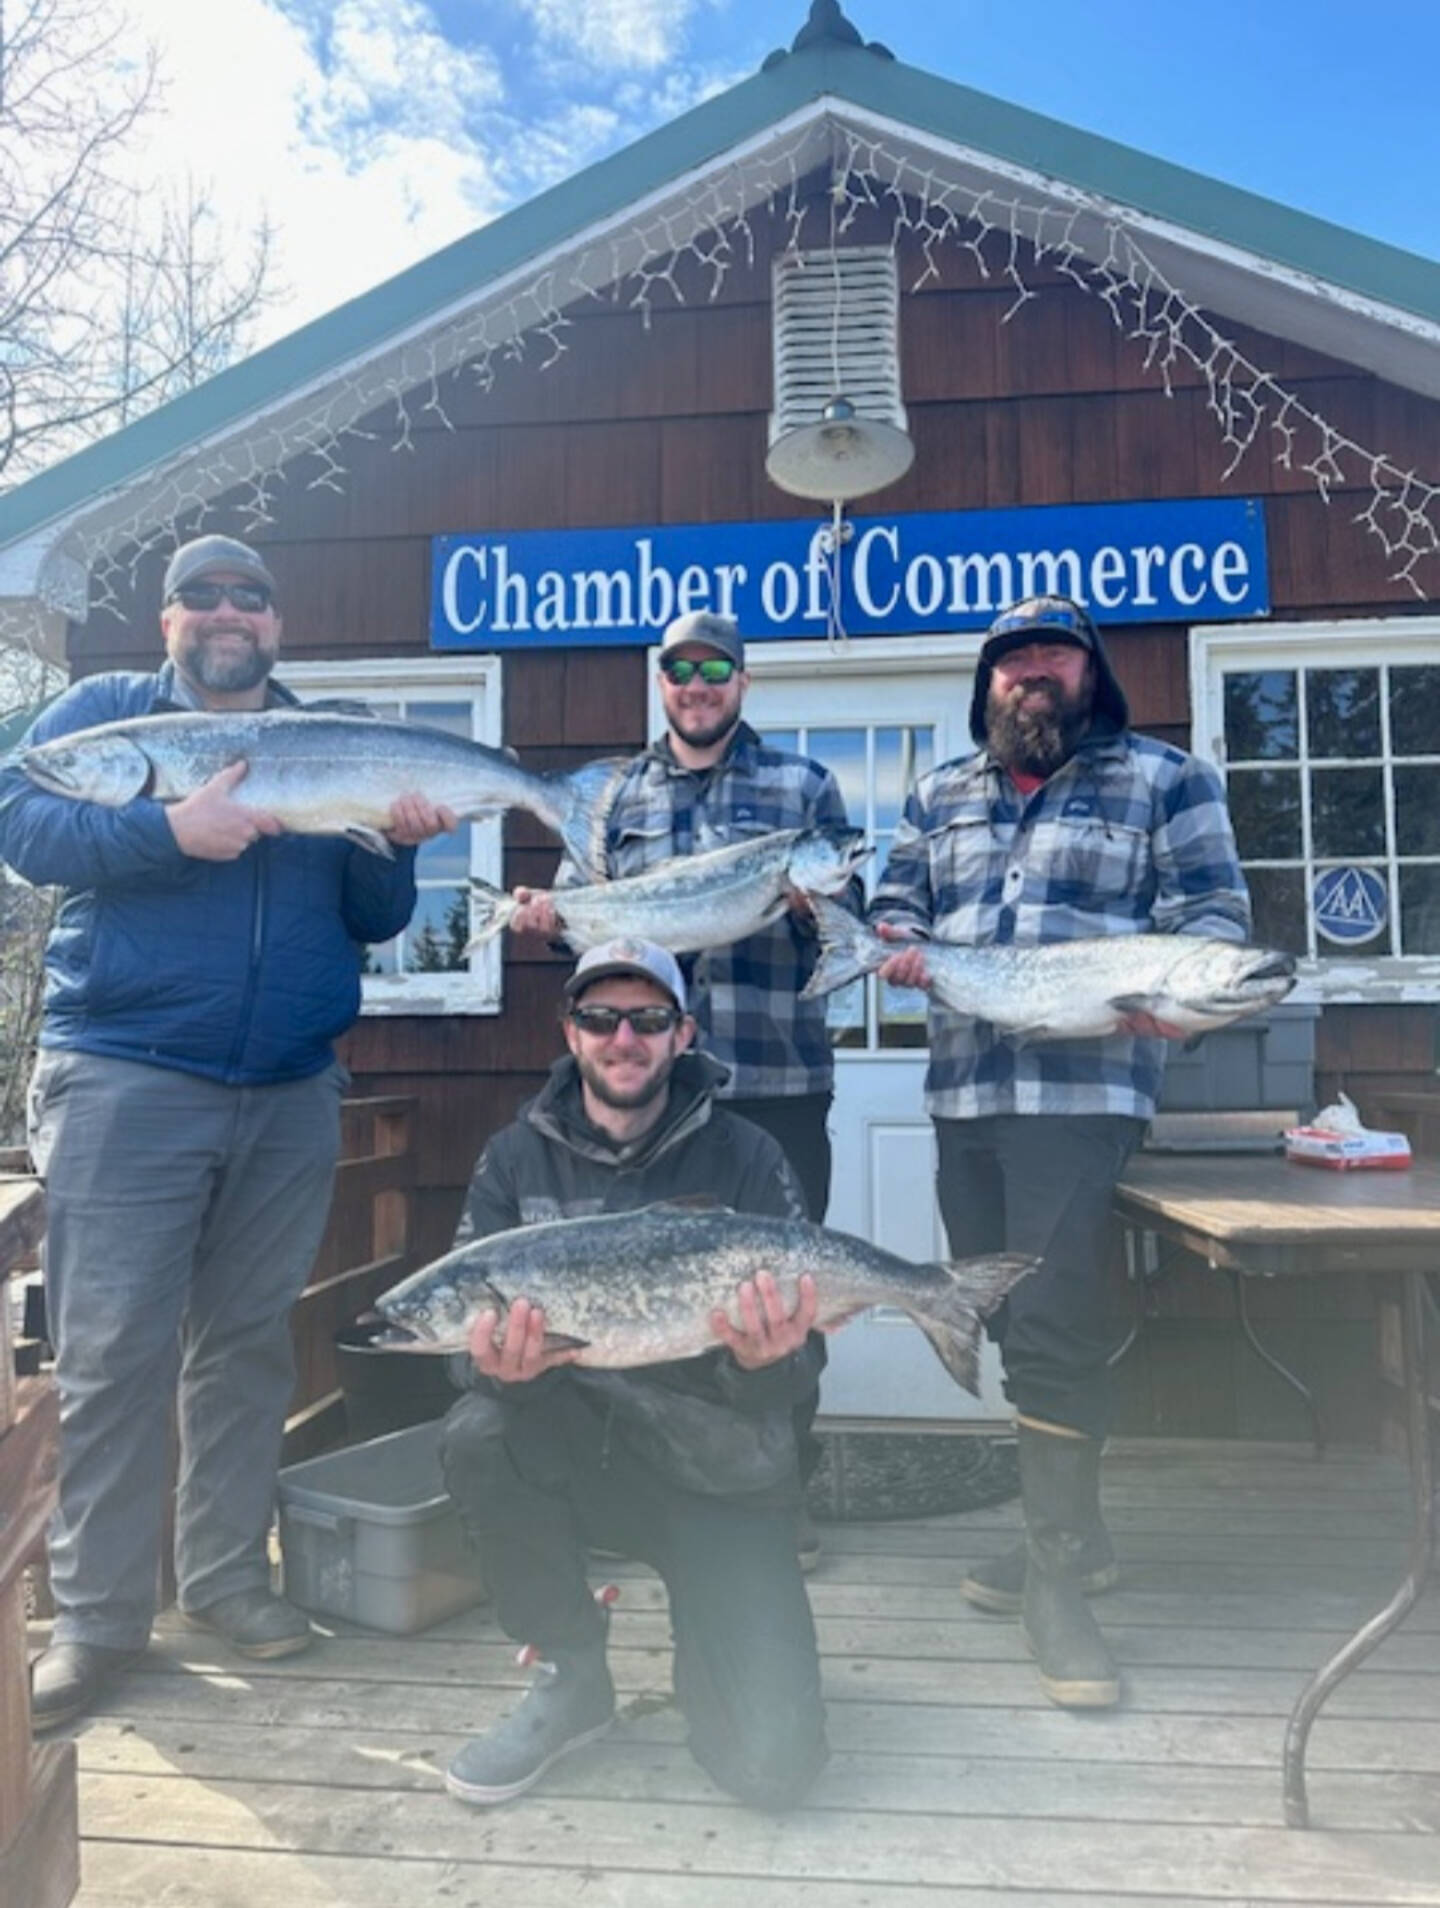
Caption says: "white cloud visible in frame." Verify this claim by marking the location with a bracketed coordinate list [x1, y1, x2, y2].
[108, 0, 743, 344]
[517, 0, 699, 71]
[123, 0, 508, 333]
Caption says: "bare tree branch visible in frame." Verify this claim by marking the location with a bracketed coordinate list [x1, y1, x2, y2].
[0, 0, 280, 484]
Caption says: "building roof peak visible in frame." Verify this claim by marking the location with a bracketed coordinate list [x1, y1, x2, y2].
[762, 1, 894, 72]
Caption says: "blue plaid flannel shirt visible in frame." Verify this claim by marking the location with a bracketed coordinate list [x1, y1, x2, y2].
[870, 732, 1252, 1121]
[555, 722, 852, 1099]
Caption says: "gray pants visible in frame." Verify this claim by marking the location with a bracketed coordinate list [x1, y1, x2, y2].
[28, 1050, 344, 1649]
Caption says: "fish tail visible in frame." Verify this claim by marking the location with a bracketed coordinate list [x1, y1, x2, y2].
[799, 893, 884, 1000]
[551, 755, 632, 879]
[907, 1253, 1039, 1397]
[464, 877, 519, 950]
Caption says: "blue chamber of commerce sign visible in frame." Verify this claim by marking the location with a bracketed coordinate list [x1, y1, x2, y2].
[431, 497, 1269, 650]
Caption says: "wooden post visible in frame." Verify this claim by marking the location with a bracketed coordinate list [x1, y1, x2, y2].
[0, 1176, 79, 1908]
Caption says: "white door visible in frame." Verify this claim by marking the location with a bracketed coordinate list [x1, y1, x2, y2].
[694, 634, 1011, 1422]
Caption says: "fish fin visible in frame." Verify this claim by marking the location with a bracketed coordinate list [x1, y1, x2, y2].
[907, 1253, 1039, 1397]
[913, 1317, 982, 1394]
[799, 893, 881, 1001]
[1109, 994, 1187, 1040]
[464, 877, 519, 951]
[345, 824, 396, 859]
[641, 1193, 728, 1213]
[1002, 1020, 1062, 1046]
[944, 1252, 1039, 1317]
[541, 1331, 589, 1353]
[553, 755, 633, 879]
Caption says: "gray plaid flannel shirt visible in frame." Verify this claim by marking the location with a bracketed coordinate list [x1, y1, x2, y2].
[870, 731, 1251, 1121]
[555, 723, 852, 1099]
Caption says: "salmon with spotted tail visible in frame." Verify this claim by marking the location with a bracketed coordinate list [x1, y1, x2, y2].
[370, 1202, 1035, 1396]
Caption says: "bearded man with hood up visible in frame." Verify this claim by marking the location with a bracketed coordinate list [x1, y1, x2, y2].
[870, 594, 1250, 1711]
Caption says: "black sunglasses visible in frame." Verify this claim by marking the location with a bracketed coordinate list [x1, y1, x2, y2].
[660, 656, 736, 685]
[569, 1003, 682, 1036]
[167, 581, 274, 613]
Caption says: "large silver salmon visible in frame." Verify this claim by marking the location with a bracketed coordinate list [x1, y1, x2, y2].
[802, 894, 1295, 1041]
[466, 825, 868, 954]
[372, 1202, 1035, 1395]
[17, 710, 627, 871]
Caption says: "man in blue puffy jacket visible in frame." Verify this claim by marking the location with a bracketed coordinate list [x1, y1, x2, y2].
[0, 534, 453, 1731]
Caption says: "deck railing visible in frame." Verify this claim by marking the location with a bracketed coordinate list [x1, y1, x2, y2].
[284, 1093, 420, 1462]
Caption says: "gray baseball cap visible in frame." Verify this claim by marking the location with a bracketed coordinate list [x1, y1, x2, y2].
[163, 534, 277, 602]
[563, 937, 688, 1012]
[659, 610, 744, 669]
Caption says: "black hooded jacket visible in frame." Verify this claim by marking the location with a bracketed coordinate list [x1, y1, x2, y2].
[452, 1051, 825, 1500]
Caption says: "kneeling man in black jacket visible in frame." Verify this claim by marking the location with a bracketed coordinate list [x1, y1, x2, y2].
[441, 935, 828, 1810]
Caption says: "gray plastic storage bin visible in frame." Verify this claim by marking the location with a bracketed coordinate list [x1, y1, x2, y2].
[1156, 1001, 1319, 1114]
[277, 1419, 486, 1634]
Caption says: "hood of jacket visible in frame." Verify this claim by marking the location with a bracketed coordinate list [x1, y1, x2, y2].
[968, 621, 1130, 748]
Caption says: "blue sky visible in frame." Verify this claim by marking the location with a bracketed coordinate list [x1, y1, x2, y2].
[123, 0, 1440, 342]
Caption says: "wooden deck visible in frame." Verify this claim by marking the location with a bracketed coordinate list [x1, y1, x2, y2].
[31, 1439, 1440, 1908]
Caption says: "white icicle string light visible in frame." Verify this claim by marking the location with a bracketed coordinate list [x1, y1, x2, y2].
[29, 113, 1439, 637]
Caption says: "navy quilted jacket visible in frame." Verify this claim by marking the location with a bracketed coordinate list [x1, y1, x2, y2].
[0, 663, 417, 1085]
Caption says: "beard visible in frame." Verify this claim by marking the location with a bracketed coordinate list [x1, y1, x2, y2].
[576, 1044, 677, 1113]
[179, 629, 276, 694]
[667, 700, 742, 752]
[986, 676, 1093, 777]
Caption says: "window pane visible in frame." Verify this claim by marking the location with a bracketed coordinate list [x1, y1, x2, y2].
[1246, 867, 1308, 955]
[760, 727, 798, 754]
[405, 699, 473, 738]
[1395, 765, 1440, 857]
[1305, 668, 1380, 759]
[825, 979, 866, 1048]
[1399, 865, 1440, 955]
[874, 726, 934, 833]
[1227, 768, 1302, 859]
[877, 977, 930, 1049]
[1311, 767, 1385, 859]
[1390, 666, 1440, 757]
[808, 727, 866, 823]
[417, 819, 472, 880]
[1223, 671, 1298, 761]
[403, 886, 470, 972]
[362, 936, 399, 975]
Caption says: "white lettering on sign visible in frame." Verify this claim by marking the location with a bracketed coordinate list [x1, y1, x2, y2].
[761, 560, 800, 624]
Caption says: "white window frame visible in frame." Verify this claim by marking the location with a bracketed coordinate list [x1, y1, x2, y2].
[279, 654, 505, 1015]
[1190, 615, 1440, 1003]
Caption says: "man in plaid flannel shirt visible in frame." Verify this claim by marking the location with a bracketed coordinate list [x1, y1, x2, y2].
[506, 611, 858, 1567]
[874, 593, 1249, 1712]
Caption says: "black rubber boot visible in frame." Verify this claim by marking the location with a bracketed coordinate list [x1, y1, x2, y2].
[1018, 1424, 1120, 1708]
[445, 1638, 615, 1805]
[961, 1532, 1118, 1615]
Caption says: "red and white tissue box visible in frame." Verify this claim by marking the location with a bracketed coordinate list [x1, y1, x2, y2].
[1283, 1126, 1413, 1170]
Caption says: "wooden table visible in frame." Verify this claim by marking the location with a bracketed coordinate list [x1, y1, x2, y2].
[1113, 1153, 1439, 1830]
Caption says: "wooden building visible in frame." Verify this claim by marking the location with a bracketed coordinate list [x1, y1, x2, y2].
[1, 2, 1437, 1436]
